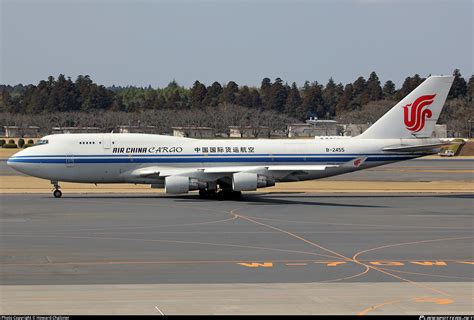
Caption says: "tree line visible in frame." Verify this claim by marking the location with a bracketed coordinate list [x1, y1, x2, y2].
[1, 70, 471, 118]
[0, 69, 472, 136]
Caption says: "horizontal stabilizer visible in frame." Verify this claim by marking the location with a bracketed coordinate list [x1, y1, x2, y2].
[382, 143, 453, 152]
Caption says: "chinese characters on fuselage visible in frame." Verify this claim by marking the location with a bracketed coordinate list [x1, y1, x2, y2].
[111, 146, 256, 154]
[194, 146, 255, 153]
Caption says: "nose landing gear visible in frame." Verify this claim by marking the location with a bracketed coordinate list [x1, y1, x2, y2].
[51, 181, 62, 198]
[53, 189, 62, 198]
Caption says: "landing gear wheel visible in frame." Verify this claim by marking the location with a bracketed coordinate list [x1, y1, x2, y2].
[199, 189, 217, 199]
[53, 189, 62, 198]
[231, 191, 242, 200]
[217, 190, 242, 200]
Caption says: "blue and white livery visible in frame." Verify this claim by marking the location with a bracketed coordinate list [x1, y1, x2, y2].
[8, 76, 454, 198]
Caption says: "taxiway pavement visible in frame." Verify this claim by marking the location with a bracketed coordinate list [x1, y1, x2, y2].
[1, 193, 472, 285]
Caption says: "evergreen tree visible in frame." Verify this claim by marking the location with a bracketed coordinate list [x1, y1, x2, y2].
[165, 90, 182, 109]
[351, 76, 369, 107]
[302, 82, 325, 119]
[26, 81, 49, 113]
[285, 82, 302, 118]
[235, 85, 253, 108]
[323, 78, 342, 117]
[0, 89, 13, 113]
[396, 74, 424, 100]
[366, 71, 383, 101]
[382, 80, 396, 99]
[144, 89, 163, 110]
[335, 83, 353, 114]
[352, 76, 366, 96]
[162, 80, 182, 100]
[267, 78, 288, 112]
[45, 77, 60, 113]
[249, 88, 262, 109]
[260, 77, 272, 109]
[204, 82, 223, 107]
[468, 75, 474, 101]
[221, 81, 239, 104]
[190, 80, 207, 109]
[66, 77, 81, 111]
[448, 69, 468, 99]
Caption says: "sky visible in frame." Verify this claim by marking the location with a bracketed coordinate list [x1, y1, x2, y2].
[1, 0, 472, 88]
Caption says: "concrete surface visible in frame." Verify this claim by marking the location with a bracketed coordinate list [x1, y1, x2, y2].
[1, 283, 472, 315]
[0, 193, 473, 314]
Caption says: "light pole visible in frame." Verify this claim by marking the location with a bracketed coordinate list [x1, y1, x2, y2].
[468, 119, 472, 139]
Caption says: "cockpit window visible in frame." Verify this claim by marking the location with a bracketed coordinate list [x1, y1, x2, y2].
[33, 139, 49, 146]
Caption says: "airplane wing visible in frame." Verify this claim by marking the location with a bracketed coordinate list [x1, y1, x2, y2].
[129, 157, 367, 178]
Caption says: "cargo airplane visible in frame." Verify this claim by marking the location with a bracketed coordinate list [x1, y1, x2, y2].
[8, 75, 454, 199]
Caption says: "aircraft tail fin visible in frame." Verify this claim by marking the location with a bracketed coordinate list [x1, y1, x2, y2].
[357, 75, 454, 139]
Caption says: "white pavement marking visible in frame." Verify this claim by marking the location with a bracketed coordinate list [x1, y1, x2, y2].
[154, 305, 165, 315]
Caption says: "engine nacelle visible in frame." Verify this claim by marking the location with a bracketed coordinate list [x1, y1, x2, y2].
[232, 172, 275, 191]
[165, 176, 205, 194]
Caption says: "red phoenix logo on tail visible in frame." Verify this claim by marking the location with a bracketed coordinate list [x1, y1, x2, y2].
[403, 94, 436, 133]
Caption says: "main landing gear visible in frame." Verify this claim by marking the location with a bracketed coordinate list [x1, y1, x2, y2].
[199, 189, 242, 200]
[51, 181, 62, 198]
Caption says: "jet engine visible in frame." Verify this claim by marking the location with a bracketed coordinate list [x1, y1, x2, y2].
[165, 176, 206, 194]
[232, 172, 275, 191]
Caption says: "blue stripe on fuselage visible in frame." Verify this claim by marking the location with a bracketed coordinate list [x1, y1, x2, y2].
[8, 153, 423, 158]
[7, 155, 419, 164]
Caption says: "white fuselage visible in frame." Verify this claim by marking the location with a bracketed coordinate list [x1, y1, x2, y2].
[7, 133, 437, 184]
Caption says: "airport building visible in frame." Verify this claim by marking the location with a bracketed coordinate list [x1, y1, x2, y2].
[116, 125, 159, 134]
[52, 127, 102, 134]
[228, 126, 271, 138]
[338, 123, 371, 137]
[3, 126, 40, 138]
[433, 124, 448, 138]
[172, 127, 215, 138]
[287, 119, 338, 138]
[337, 123, 447, 138]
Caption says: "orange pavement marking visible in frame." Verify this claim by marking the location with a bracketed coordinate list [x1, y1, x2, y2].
[358, 300, 401, 316]
[413, 297, 454, 305]
[237, 262, 273, 268]
[411, 261, 447, 266]
[370, 261, 404, 266]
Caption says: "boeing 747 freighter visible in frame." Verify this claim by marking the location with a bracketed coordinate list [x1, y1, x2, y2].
[8, 75, 454, 199]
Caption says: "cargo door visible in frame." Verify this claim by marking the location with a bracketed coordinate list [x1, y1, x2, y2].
[102, 134, 111, 149]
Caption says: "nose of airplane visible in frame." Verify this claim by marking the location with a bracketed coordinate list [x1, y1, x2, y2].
[7, 149, 25, 172]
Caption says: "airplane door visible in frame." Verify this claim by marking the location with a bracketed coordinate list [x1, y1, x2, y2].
[102, 134, 111, 149]
[66, 155, 74, 167]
